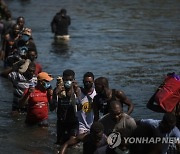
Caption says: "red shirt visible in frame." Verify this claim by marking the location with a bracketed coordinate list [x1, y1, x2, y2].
[24, 88, 48, 124]
[35, 63, 42, 76]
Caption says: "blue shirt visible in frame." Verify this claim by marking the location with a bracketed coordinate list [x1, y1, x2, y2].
[140, 119, 180, 154]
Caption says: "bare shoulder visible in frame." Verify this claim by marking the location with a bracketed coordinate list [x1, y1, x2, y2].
[122, 113, 137, 127]
[115, 89, 126, 98]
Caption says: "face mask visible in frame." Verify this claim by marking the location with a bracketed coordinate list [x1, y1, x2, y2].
[43, 81, 51, 89]
[22, 34, 30, 42]
[84, 82, 93, 89]
[64, 80, 72, 89]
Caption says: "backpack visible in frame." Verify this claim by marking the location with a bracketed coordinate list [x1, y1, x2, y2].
[155, 73, 180, 112]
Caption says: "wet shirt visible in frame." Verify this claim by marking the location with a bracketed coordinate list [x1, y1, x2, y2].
[77, 88, 96, 133]
[99, 113, 137, 136]
[24, 88, 48, 124]
[140, 119, 180, 154]
[57, 94, 78, 123]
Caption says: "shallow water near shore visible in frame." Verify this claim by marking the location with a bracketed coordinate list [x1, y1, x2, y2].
[0, 0, 179, 153]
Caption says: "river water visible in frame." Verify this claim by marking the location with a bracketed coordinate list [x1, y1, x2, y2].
[0, 0, 179, 153]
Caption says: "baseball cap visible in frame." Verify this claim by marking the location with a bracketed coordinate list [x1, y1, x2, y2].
[37, 72, 53, 81]
[22, 28, 32, 36]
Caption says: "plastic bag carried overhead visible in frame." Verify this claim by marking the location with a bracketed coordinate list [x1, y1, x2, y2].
[155, 73, 180, 112]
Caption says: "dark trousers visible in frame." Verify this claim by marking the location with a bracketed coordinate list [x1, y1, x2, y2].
[56, 119, 79, 144]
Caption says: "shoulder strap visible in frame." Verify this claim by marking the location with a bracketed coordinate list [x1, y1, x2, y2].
[87, 94, 92, 103]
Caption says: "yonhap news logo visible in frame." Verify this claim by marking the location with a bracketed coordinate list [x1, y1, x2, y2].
[107, 131, 180, 148]
[107, 132, 121, 148]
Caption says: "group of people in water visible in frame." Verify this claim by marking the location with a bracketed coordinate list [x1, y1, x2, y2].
[0, 1, 180, 154]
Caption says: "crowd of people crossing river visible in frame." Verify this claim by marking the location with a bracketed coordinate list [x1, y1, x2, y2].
[0, 0, 180, 154]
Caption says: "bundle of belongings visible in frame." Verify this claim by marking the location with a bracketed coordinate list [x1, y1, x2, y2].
[155, 72, 180, 112]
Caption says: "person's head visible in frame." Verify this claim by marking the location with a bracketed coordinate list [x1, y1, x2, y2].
[159, 113, 176, 133]
[12, 24, 20, 36]
[129, 124, 162, 154]
[23, 62, 36, 79]
[16, 16, 25, 30]
[26, 48, 37, 61]
[90, 122, 104, 143]
[37, 72, 53, 90]
[109, 101, 123, 122]
[60, 8, 67, 17]
[62, 69, 75, 89]
[83, 72, 94, 90]
[94, 77, 109, 94]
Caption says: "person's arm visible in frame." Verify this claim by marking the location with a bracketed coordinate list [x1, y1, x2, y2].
[72, 81, 82, 111]
[1, 59, 25, 78]
[146, 93, 166, 113]
[0, 67, 13, 78]
[49, 88, 58, 111]
[60, 133, 87, 154]
[0, 36, 6, 61]
[19, 87, 34, 107]
[116, 90, 134, 115]
[47, 88, 53, 102]
[176, 143, 180, 153]
[51, 16, 57, 33]
[73, 82, 81, 101]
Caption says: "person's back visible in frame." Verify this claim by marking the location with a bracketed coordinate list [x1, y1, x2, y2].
[129, 124, 163, 154]
[139, 113, 180, 154]
[51, 9, 71, 38]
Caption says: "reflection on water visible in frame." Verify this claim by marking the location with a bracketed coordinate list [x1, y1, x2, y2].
[51, 38, 70, 56]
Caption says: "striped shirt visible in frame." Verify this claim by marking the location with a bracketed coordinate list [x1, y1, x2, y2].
[8, 71, 37, 110]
